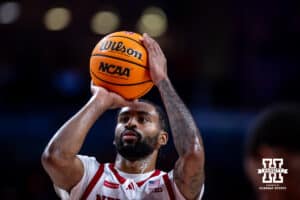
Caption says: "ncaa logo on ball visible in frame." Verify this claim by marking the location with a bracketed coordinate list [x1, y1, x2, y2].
[98, 61, 131, 78]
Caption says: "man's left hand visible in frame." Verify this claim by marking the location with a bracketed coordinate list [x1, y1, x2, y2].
[142, 33, 168, 85]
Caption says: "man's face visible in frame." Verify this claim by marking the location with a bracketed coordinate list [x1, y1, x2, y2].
[114, 102, 162, 161]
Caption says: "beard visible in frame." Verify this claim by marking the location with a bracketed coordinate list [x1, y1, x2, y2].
[114, 129, 159, 162]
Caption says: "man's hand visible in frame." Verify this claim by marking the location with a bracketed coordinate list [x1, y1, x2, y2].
[142, 33, 168, 85]
[91, 82, 133, 109]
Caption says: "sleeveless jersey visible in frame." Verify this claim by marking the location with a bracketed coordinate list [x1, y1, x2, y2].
[54, 155, 204, 200]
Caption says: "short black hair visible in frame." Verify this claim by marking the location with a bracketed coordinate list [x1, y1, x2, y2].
[117, 99, 169, 133]
[138, 99, 169, 133]
[245, 104, 300, 157]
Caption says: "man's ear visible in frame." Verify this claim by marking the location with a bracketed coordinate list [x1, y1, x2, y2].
[158, 131, 168, 146]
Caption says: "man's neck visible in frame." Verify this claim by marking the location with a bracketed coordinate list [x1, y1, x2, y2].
[114, 152, 157, 174]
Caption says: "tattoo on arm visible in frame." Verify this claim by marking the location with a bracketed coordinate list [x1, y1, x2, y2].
[157, 79, 203, 155]
[158, 79, 205, 199]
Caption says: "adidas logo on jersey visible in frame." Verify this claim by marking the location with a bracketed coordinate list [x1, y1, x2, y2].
[126, 182, 136, 190]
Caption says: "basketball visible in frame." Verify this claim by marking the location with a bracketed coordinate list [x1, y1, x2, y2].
[90, 31, 154, 100]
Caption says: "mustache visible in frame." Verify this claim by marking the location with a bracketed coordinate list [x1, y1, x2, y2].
[121, 128, 142, 138]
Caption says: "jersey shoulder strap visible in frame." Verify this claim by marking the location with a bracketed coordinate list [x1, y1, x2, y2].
[162, 173, 175, 200]
[80, 163, 105, 200]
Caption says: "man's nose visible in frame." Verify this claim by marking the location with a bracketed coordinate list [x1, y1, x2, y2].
[125, 117, 137, 129]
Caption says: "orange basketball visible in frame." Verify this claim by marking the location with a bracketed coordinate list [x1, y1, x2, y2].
[90, 31, 154, 100]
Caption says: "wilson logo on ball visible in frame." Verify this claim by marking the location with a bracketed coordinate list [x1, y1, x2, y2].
[99, 62, 130, 77]
[100, 40, 142, 60]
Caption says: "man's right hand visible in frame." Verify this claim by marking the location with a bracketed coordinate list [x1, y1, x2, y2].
[91, 81, 134, 109]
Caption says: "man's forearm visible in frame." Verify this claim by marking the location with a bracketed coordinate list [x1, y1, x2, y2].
[157, 78, 203, 155]
[45, 96, 108, 159]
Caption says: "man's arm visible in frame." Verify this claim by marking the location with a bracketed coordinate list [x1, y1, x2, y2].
[143, 34, 205, 200]
[41, 84, 132, 191]
[158, 79, 205, 199]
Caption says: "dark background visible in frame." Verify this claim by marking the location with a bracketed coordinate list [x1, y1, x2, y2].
[0, 0, 299, 199]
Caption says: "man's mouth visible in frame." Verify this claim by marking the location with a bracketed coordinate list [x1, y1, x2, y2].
[121, 130, 140, 141]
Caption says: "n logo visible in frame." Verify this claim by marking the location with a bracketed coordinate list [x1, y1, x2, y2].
[257, 158, 288, 183]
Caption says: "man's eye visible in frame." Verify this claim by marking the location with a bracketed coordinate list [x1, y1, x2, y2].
[119, 116, 129, 122]
[138, 117, 148, 123]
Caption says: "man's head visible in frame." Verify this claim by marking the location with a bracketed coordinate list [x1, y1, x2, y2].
[244, 104, 300, 199]
[114, 99, 169, 162]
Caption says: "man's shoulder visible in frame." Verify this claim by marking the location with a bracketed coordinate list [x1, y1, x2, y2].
[77, 154, 98, 163]
[77, 155, 102, 172]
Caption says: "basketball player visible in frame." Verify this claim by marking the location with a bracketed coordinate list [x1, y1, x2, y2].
[42, 33, 205, 200]
[244, 104, 300, 200]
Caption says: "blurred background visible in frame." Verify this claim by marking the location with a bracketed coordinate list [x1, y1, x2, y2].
[0, 0, 299, 199]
